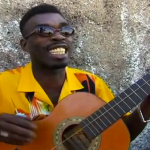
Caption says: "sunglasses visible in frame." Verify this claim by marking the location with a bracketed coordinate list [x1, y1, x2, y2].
[24, 25, 75, 39]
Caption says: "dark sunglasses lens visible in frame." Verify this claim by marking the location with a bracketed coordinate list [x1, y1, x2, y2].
[61, 26, 74, 36]
[37, 26, 54, 36]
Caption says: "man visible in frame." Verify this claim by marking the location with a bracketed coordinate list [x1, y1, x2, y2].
[0, 3, 150, 147]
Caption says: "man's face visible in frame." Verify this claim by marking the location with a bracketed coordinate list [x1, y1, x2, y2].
[20, 13, 74, 69]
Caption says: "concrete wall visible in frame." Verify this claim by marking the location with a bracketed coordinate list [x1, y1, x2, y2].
[0, 0, 150, 149]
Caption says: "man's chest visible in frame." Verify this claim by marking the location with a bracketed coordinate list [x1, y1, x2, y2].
[44, 89, 61, 107]
[12, 90, 61, 120]
[1, 80, 73, 117]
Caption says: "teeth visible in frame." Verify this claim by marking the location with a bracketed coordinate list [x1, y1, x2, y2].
[50, 48, 66, 54]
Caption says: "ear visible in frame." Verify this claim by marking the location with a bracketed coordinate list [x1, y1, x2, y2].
[20, 38, 29, 53]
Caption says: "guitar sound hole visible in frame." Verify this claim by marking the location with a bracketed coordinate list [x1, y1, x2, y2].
[62, 124, 91, 150]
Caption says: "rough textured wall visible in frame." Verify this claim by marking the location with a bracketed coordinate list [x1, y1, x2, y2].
[0, 0, 150, 149]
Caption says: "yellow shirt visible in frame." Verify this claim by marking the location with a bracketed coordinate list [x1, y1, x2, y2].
[0, 62, 128, 118]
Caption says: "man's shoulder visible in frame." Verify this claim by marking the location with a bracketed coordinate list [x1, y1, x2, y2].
[68, 67, 96, 76]
[0, 66, 24, 83]
[68, 67, 107, 85]
[0, 66, 23, 75]
[67, 67, 104, 81]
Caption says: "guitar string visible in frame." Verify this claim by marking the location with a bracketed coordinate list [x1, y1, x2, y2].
[49, 78, 150, 149]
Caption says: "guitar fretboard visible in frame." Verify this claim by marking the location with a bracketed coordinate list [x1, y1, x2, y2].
[80, 73, 150, 140]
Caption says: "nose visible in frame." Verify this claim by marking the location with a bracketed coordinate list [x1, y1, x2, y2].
[51, 32, 65, 41]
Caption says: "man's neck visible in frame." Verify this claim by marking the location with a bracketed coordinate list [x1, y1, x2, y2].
[32, 64, 66, 88]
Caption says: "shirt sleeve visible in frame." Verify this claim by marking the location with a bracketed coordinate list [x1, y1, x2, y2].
[0, 73, 16, 114]
[94, 75, 130, 116]
[95, 75, 114, 102]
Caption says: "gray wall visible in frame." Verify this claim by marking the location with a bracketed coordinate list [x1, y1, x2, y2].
[0, 0, 150, 149]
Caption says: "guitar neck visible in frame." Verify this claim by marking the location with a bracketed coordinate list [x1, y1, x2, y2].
[80, 73, 150, 140]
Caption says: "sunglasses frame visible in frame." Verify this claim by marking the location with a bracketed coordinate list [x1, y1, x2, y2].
[24, 25, 75, 39]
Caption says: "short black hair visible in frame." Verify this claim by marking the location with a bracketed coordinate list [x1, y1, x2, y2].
[19, 3, 64, 36]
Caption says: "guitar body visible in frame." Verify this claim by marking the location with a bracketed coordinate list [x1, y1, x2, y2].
[0, 92, 130, 150]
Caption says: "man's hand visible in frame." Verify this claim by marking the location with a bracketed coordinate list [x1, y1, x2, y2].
[0, 113, 37, 145]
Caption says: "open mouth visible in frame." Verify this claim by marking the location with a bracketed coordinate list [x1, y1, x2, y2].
[48, 43, 68, 55]
[49, 47, 66, 55]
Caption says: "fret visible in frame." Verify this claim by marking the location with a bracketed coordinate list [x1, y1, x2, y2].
[96, 110, 112, 124]
[92, 111, 112, 128]
[82, 114, 105, 133]
[98, 104, 119, 129]
[122, 90, 138, 105]
[81, 115, 104, 135]
[109, 101, 125, 118]
[80, 73, 150, 140]
[135, 74, 148, 86]
[135, 78, 150, 96]
[124, 90, 141, 106]
[117, 91, 135, 108]
[81, 121, 97, 138]
[97, 112, 112, 126]
[143, 77, 150, 86]
[124, 95, 138, 108]
[136, 74, 150, 86]
[96, 107, 115, 126]
[108, 99, 127, 116]
[86, 117, 100, 133]
[111, 99, 128, 115]
[113, 96, 126, 113]
[135, 83, 148, 95]
[102, 107, 116, 121]
[129, 82, 139, 91]
[103, 102, 120, 118]
[96, 106, 116, 122]
[81, 110, 118, 139]
[94, 107, 116, 125]
[130, 82, 150, 101]
[122, 74, 150, 101]
[87, 116, 104, 132]
[108, 103, 120, 116]
[92, 113, 107, 127]
[81, 106, 115, 138]
[128, 87, 143, 102]
[118, 95, 132, 109]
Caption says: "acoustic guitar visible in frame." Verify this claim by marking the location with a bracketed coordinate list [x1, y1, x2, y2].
[0, 73, 150, 150]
